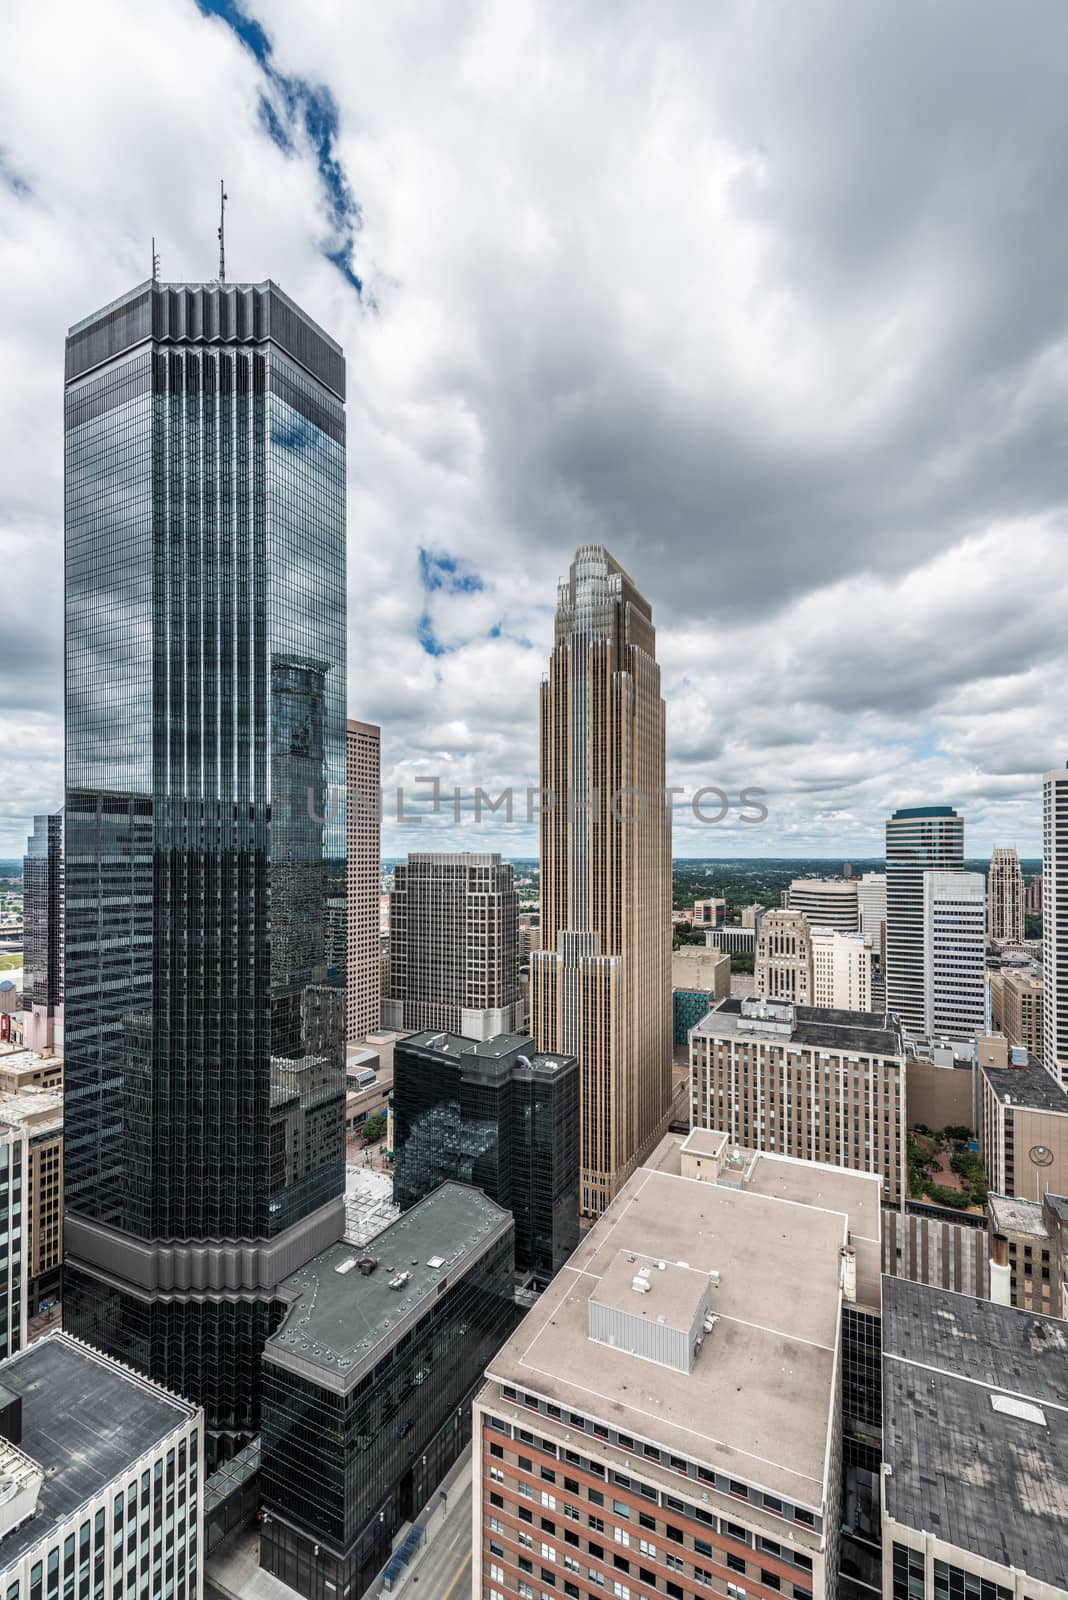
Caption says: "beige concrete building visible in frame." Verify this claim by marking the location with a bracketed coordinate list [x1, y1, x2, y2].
[530, 547, 672, 1215]
[1042, 766, 1068, 1091]
[474, 1131, 882, 1600]
[979, 1059, 1068, 1202]
[0, 1089, 62, 1314]
[740, 901, 765, 929]
[986, 845, 1024, 945]
[671, 945, 730, 1000]
[811, 927, 871, 1010]
[690, 996, 907, 1204]
[881, 1279, 1068, 1600]
[788, 877, 859, 932]
[987, 1191, 1067, 1318]
[755, 908, 814, 1004]
[692, 897, 726, 926]
[0, 1046, 62, 1094]
[989, 967, 1043, 1055]
[857, 872, 887, 960]
[384, 852, 520, 1039]
[882, 1205, 989, 1298]
[904, 1058, 974, 1132]
[346, 718, 381, 1042]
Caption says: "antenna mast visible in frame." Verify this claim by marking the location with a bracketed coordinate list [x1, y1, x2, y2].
[151, 236, 160, 282]
[217, 179, 228, 283]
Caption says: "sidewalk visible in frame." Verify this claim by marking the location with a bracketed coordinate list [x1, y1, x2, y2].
[368, 1443, 473, 1597]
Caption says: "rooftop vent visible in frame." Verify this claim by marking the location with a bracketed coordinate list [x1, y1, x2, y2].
[388, 1271, 412, 1291]
[334, 1257, 358, 1276]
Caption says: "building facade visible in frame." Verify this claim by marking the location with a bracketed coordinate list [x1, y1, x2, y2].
[392, 1030, 579, 1283]
[788, 878, 859, 933]
[0, 1123, 27, 1364]
[881, 1281, 1067, 1600]
[978, 1061, 1068, 1202]
[691, 997, 907, 1204]
[0, 1091, 63, 1316]
[346, 720, 381, 1042]
[384, 852, 520, 1039]
[755, 910, 814, 1004]
[0, 1333, 202, 1600]
[1042, 767, 1068, 1090]
[811, 929, 871, 1011]
[857, 873, 887, 961]
[921, 871, 986, 1041]
[529, 547, 673, 1215]
[21, 813, 63, 1054]
[986, 1192, 1066, 1318]
[989, 969, 1043, 1056]
[62, 278, 348, 1455]
[473, 1135, 873, 1600]
[885, 807, 964, 1035]
[260, 1186, 515, 1600]
[986, 846, 1024, 945]
[692, 898, 726, 927]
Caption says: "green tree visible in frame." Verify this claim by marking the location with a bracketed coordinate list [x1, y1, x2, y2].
[361, 1112, 386, 1145]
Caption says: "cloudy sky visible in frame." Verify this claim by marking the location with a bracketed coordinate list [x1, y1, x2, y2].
[2, 0, 1065, 861]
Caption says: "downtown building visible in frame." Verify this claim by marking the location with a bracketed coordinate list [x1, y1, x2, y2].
[529, 547, 673, 1216]
[1042, 766, 1068, 1089]
[346, 720, 381, 1042]
[856, 873, 887, 961]
[62, 278, 348, 1456]
[986, 846, 1024, 945]
[920, 872, 986, 1043]
[392, 1029, 580, 1283]
[690, 997, 907, 1204]
[384, 852, 520, 1040]
[811, 929, 871, 1011]
[885, 806, 964, 1035]
[21, 813, 63, 1054]
[755, 910, 814, 1005]
[787, 878, 859, 933]
[472, 1131, 884, 1600]
[989, 968, 1043, 1056]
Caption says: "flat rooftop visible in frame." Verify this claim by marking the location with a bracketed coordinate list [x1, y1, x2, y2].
[0, 1088, 63, 1133]
[0, 1334, 196, 1569]
[982, 1063, 1068, 1114]
[883, 1279, 1068, 1589]
[266, 1182, 512, 1393]
[988, 1193, 1051, 1239]
[486, 1163, 847, 1505]
[399, 1030, 573, 1077]
[696, 996, 902, 1057]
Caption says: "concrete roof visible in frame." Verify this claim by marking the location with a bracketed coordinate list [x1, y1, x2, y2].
[988, 1193, 1050, 1239]
[697, 996, 903, 1057]
[486, 1164, 847, 1506]
[882, 1279, 1068, 1589]
[982, 1063, 1068, 1114]
[0, 1335, 196, 1569]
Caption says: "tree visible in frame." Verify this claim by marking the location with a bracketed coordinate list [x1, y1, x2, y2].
[361, 1112, 386, 1145]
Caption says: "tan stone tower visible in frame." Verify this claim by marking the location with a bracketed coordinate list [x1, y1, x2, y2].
[987, 844, 1024, 944]
[529, 546, 673, 1215]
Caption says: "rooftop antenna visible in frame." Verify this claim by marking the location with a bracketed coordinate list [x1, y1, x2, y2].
[151, 236, 160, 283]
[217, 179, 228, 283]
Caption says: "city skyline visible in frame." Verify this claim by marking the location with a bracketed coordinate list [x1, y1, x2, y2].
[4, 4, 1068, 859]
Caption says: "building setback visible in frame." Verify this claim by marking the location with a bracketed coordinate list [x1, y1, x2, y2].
[987, 846, 1024, 945]
[259, 1184, 515, 1600]
[529, 546, 673, 1215]
[881, 1279, 1068, 1600]
[885, 806, 964, 1035]
[473, 1131, 883, 1600]
[0, 1333, 202, 1600]
[385, 853, 520, 1040]
[346, 720, 381, 1042]
[62, 278, 348, 1454]
[392, 1030, 580, 1283]
[690, 996, 907, 1204]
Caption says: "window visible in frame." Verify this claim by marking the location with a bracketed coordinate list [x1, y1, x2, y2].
[728, 1553, 747, 1574]
[892, 1545, 926, 1600]
[666, 1554, 684, 1573]
[639, 1540, 656, 1557]
[612, 1502, 631, 1520]
[729, 1481, 749, 1500]
[489, 1564, 505, 1585]
[761, 1572, 782, 1591]
[541, 1546, 557, 1563]
[613, 1530, 630, 1548]
[541, 1494, 556, 1511]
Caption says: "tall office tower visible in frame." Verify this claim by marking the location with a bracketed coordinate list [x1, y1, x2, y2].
[811, 927, 871, 1009]
[787, 876, 859, 932]
[1042, 767, 1068, 1089]
[857, 870, 887, 958]
[921, 871, 986, 1041]
[529, 546, 672, 1216]
[21, 812, 63, 1052]
[885, 805, 964, 1034]
[346, 719, 381, 1041]
[755, 908, 814, 1004]
[989, 967, 1043, 1055]
[62, 278, 347, 1455]
[384, 852, 519, 1039]
[986, 844, 1024, 944]
[1025, 873, 1042, 915]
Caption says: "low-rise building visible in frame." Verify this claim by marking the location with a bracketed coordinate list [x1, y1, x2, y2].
[987, 1190, 1068, 1318]
[0, 1333, 202, 1600]
[979, 1060, 1068, 1202]
[691, 996, 907, 1204]
[672, 947, 731, 1045]
[474, 1132, 882, 1600]
[0, 1048, 62, 1094]
[881, 1279, 1067, 1600]
[260, 1184, 515, 1600]
[692, 898, 726, 927]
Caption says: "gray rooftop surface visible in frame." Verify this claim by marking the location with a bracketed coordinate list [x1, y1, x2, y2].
[987, 1193, 1051, 1238]
[882, 1279, 1068, 1588]
[266, 1182, 512, 1391]
[399, 1030, 573, 1078]
[0, 1335, 195, 1570]
[982, 1063, 1068, 1113]
[697, 996, 903, 1056]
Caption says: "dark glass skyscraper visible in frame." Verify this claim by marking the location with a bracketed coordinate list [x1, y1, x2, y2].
[22, 812, 63, 1018]
[62, 279, 347, 1455]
